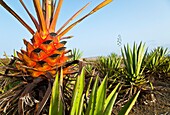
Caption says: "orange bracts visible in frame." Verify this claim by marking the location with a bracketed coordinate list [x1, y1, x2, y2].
[0, 0, 112, 77]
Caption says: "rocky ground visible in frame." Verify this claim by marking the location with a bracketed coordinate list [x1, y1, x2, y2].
[112, 76, 170, 115]
[130, 78, 170, 115]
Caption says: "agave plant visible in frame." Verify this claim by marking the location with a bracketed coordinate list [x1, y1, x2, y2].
[146, 47, 169, 74]
[166, 56, 170, 73]
[94, 53, 122, 92]
[70, 48, 83, 61]
[121, 42, 147, 85]
[0, 0, 112, 114]
[96, 53, 122, 78]
[49, 67, 140, 115]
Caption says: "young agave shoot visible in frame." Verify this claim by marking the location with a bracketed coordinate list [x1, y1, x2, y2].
[0, 0, 112, 78]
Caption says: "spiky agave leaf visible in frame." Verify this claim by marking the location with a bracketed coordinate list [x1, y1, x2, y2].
[0, 0, 112, 78]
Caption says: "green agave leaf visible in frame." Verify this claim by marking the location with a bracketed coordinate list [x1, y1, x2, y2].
[85, 76, 99, 115]
[104, 83, 120, 109]
[94, 76, 107, 115]
[103, 83, 120, 115]
[123, 46, 129, 73]
[127, 44, 133, 76]
[118, 90, 140, 115]
[49, 69, 64, 115]
[103, 92, 118, 115]
[116, 57, 122, 69]
[136, 42, 145, 75]
[70, 68, 85, 115]
[133, 42, 137, 75]
[86, 77, 93, 98]
[140, 47, 148, 73]
[59, 69, 64, 114]
[78, 94, 85, 115]
[121, 48, 128, 72]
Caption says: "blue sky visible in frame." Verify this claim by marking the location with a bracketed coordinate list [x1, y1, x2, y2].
[0, 0, 170, 58]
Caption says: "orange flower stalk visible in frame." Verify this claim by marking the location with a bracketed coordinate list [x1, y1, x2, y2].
[0, 0, 112, 78]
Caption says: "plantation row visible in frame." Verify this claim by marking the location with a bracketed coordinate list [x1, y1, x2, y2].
[1, 42, 169, 114]
[72, 42, 170, 114]
[83, 42, 170, 87]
